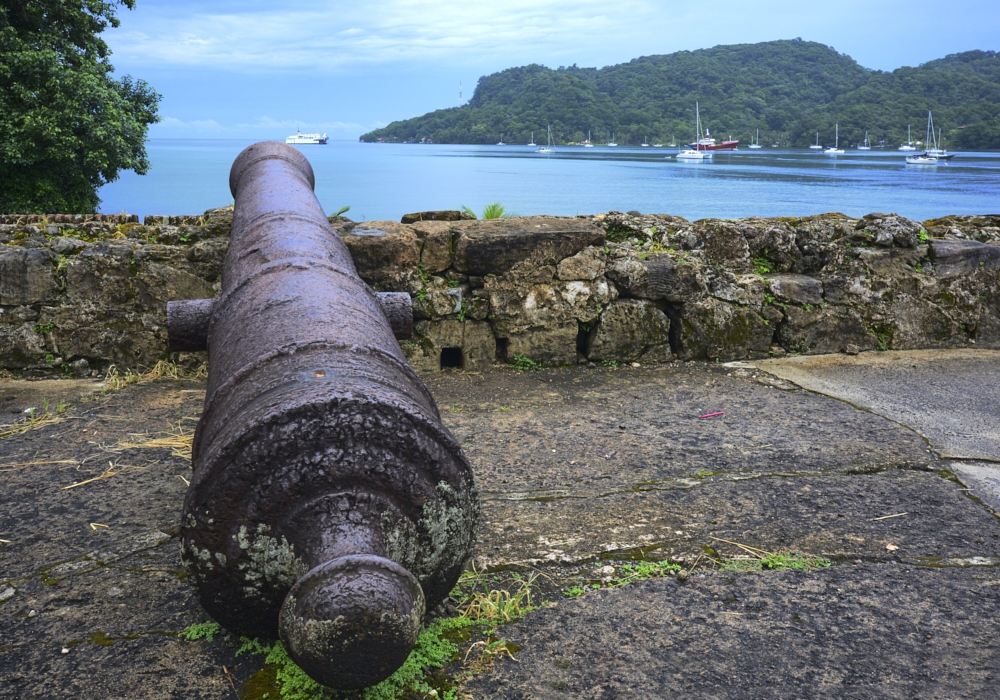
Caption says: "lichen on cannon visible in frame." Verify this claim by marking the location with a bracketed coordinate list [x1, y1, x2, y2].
[176, 142, 479, 689]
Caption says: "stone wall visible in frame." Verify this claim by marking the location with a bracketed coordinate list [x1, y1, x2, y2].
[1, 207, 998, 377]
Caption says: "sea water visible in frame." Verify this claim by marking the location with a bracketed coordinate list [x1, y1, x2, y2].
[99, 139, 1000, 221]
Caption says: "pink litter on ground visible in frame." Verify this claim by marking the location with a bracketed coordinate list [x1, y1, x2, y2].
[699, 411, 725, 419]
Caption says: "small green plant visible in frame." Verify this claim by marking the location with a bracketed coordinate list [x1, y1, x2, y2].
[752, 258, 772, 276]
[721, 552, 831, 572]
[511, 354, 540, 371]
[803, 304, 812, 311]
[44, 353, 56, 364]
[868, 325, 891, 351]
[764, 293, 775, 305]
[179, 621, 221, 642]
[34, 323, 54, 334]
[915, 263, 923, 273]
[481, 202, 509, 219]
[236, 615, 476, 700]
[456, 299, 466, 322]
[918, 229, 929, 242]
[333, 205, 351, 217]
[563, 586, 586, 598]
[613, 560, 681, 584]
[600, 360, 618, 368]
[693, 469, 715, 478]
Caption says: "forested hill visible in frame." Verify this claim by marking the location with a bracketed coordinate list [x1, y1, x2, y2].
[360, 40, 1000, 150]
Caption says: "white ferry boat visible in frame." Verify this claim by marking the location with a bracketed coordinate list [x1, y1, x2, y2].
[286, 131, 329, 145]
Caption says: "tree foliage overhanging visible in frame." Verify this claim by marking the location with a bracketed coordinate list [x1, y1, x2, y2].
[0, 0, 160, 213]
[360, 40, 1000, 151]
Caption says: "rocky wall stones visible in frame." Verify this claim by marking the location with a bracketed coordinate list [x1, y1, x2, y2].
[1, 208, 998, 376]
[452, 218, 604, 276]
[587, 300, 672, 363]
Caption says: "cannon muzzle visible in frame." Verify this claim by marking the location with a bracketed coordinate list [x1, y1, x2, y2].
[177, 142, 478, 689]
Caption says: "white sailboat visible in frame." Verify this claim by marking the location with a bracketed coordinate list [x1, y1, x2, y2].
[584, 130, 594, 147]
[497, 134, 506, 146]
[810, 132, 822, 149]
[641, 136, 650, 147]
[675, 104, 712, 160]
[922, 112, 954, 160]
[824, 124, 844, 154]
[536, 125, 555, 153]
[858, 131, 871, 150]
[749, 128, 763, 149]
[898, 125, 917, 151]
[528, 132, 536, 146]
[906, 155, 938, 165]
[607, 132, 618, 147]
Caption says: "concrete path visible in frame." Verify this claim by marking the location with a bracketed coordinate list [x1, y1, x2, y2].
[1, 352, 998, 699]
[754, 349, 1000, 461]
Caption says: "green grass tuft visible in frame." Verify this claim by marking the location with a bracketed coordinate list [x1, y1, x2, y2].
[179, 621, 221, 642]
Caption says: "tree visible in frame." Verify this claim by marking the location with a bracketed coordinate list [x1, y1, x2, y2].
[0, 0, 160, 213]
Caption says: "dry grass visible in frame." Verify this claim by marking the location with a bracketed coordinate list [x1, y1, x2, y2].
[115, 418, 196, 461]
[102, 360, 207, 392]
[0, 458, 79, 473]
[457, 569, 541, 626]
[60, 460, 151, 490]
[0, 409, 70, 441]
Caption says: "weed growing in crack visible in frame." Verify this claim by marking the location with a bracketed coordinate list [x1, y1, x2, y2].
[179, 621, 221, 642]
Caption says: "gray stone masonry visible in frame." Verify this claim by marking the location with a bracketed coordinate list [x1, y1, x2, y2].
[1, 207, 998, 375]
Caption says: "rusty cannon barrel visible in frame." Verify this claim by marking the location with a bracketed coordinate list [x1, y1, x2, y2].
[178, 142, 479, 689]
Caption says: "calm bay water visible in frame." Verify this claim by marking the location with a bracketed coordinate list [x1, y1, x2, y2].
[99, 139, 1000, 221]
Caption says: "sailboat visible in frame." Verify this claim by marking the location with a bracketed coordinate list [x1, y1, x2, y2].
[749, 128, 763, 149]
[607, 132, 618, 147]
[641, 136, 650, 147]
[810, 132, 822, 149]
[668, 136, 677, 147]
[858, 131, 871, 150]
[584, 130, 594, 147]
[496, 134, 506, 146]
[536, 125, 555, 153]
[922, 112, 955, 160]
[898, 125, 917, 151]
[824, 124, 844, 154]
[687, 103, 738, 150]
[676, 103, 712, 160]
[528, 132, 536, 146]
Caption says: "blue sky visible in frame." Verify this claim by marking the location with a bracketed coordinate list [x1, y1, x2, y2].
[104, 0, 1000, 140]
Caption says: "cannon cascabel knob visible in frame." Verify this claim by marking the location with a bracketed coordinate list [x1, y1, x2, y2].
[179, 141, 478, 689]
[280, 555, 424, 689]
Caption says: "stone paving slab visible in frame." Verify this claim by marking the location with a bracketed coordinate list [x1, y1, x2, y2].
[2, 355, 999, 699]
[755, 349, 1000, 461]
[947, 460, 1000, 513]
[479, 471, 1000, 568]
[465, 563, 1000, 700]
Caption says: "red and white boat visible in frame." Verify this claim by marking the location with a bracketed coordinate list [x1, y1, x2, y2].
[688, 127, 739, 151]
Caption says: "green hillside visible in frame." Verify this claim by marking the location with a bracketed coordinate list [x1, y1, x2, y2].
[360, 40, 1000, 150]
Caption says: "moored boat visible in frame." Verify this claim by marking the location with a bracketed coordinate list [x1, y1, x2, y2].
[824, 124, 844, 154]
[906, 155, 938, 165]
[286, 131, 329, 145]
[899, 125, 917, 151]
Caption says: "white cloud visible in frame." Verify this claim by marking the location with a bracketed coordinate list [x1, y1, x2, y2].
[149, 114, 376, 138]
[109, 0, 998, 77]
[234, 116, 366, 132]
[111, 0, 651, 72]
[153, 116, 224, 131]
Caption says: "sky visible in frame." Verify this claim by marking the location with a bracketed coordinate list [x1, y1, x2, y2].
[103, 0, 1000, 140]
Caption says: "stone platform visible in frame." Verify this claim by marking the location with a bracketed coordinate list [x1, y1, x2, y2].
[1, 350, 998, 698]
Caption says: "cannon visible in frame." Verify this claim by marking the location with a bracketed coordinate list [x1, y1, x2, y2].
[175, 142, 479, 689]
